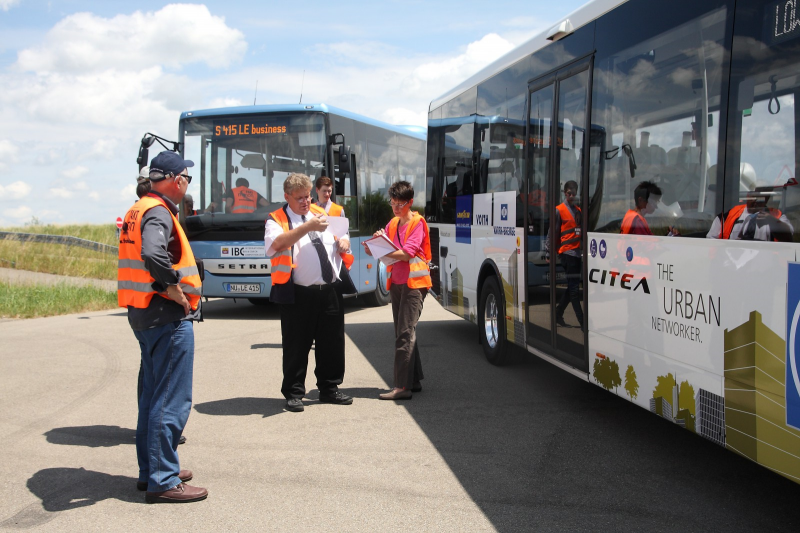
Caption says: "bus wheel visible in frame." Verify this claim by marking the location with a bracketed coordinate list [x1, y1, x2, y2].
[363, 262, 391, 307]
[480, 276, 509, 366]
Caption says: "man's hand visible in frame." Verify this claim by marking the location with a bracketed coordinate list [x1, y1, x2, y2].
[166, 284, 191, 315]
[337, 237, 351, 253]
[306, 213, 329, 232]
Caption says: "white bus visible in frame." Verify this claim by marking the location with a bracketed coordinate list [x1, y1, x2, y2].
[425, 0, 800, 484]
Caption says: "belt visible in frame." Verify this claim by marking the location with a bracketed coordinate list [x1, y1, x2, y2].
[295, 282, 337, 291]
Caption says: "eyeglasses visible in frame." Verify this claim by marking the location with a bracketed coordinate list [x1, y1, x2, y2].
[292, 195, 312, 204]
[175, 174, 192, 184]
[390, 201, 408, 209]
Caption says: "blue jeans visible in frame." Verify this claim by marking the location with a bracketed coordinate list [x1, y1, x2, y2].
[134, 320, 194, 492]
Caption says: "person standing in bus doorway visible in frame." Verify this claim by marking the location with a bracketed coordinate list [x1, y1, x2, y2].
[316, 175, 345, 217]
[545, 181, 584, 330]
[364, 181, 432, 401]
[119, 151, 207, 503]
[264, 173, 354, 412]
[225, 177, 269, 214]
[706, 184, 794, 241]
[621, 181, 662, 235]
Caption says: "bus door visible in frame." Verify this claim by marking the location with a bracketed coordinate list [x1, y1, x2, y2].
[525, 59, 591, 371]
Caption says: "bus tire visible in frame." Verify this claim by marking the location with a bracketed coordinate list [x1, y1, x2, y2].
[480, 276, 510, 366]
[363, 262, 391, 307]
[363, 283, 391, 307]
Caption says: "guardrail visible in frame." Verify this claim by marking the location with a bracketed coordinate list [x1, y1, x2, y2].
[0, 232, 118, 255]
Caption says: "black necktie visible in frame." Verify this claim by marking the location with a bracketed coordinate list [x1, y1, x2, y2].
[303, 215, 336, 283]
[741, 213, 758, 240]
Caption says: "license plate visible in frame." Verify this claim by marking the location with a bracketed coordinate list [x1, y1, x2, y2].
[225, 283, 261, 294]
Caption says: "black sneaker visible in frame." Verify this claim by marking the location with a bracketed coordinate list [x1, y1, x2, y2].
[286, 398, 304, 412]
[556, 316, 568, 327]
[319, 391, 353, 405]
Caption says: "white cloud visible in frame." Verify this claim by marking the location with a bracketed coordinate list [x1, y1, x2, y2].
[120, 184, 137, 201]
[88, 191, 101, 201]
[49, 187, 73, 199]
[207, 97, 246, 109]
[16, 4, 247, 74]
[62, 166, 88, 179]
[0, 140, 20, 172]
[4, 205, 32, 221]
[0, 181, 32, 200]
[382, 107, 428, 128]
[0, 0, 20, 11]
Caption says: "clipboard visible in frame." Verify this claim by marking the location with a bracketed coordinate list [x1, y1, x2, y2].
[363, 234, 400, 266]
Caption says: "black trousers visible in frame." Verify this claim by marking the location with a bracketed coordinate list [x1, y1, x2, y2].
[555, 253, 584, 325]
[280, 284, 345, 399]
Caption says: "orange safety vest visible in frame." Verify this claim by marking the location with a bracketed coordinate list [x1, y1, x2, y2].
[620, 209, 651, 235]
[268, 204, 354, 285]
[118, 195, 202, 310]
[386, 213, 432, 290]
[555, 202, 581, 254]
[720, 204, 783, 239]
[327, 202, 344, 217]
[230, 186, 258, 213]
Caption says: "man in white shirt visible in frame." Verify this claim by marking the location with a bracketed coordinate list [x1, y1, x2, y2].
[264, 173, 353, 412]
[707, 186, 793, 241]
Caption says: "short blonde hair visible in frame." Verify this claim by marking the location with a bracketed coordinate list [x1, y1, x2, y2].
[284, 173, 312, 194]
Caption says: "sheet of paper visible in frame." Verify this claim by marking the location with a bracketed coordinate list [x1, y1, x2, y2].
[364, 234, 399, 265]
[324, 217, 350, 238]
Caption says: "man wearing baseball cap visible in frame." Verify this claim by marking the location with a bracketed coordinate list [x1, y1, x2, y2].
[119, 150, 207, 503]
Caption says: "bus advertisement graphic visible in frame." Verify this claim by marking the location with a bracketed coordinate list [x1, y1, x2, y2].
[786, 262, 800, 430]
[456, 196, 471, 244]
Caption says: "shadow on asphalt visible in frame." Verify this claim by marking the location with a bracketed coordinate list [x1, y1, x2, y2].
[1, 468, 141, 528]
[200, 296, 366, 321]
[345, 315, 800, 532]
[44, 425, 135, 448]
[194, 397, 286, 417]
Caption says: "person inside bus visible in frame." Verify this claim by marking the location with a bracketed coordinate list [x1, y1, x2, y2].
[544, 181, 584, 329]
[225, 177, 269, 214]
[620, 180, 679, 236]
[706, 184, 794, 241]
[315, 175, 345, 217]
[364, 181, 432, 401]
[182, 194, 199, 216]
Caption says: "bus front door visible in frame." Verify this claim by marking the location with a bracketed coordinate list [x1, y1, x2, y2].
[525, 61, 590, 372]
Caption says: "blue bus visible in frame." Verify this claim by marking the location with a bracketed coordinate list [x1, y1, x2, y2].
[162, 103, 426, 306]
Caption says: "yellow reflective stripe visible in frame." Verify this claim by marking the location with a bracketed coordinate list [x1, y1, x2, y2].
[177, 265, 199, 278]
[408, 269, 430, 279]
[118, 258, 146, 269]
[271, 264, 292, 273]
[180, 284, 202, 296]
[117, 280, 154, 292]
[233, 206, 256, 212]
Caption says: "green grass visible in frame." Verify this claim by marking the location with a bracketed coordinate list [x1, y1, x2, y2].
[0, 223, 118, 280]
[0, 281, 118, 319]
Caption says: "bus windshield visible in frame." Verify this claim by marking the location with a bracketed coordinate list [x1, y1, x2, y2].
[181, 112, 327, 238]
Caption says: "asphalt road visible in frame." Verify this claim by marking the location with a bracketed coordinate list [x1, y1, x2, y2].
[1, 295, 799, 532]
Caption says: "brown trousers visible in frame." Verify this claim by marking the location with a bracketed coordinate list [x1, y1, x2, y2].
[390, 283, 425, 389]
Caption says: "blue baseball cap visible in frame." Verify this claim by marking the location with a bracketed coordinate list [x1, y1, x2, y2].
[149, 151, 194, 180]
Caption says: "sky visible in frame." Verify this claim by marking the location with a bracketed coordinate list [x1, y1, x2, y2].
[0, 0, 587, 226]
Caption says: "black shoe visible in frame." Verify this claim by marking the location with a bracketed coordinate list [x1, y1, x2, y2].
[319, 391, 353, 405]
[178, 435, 186, 445]
[411, 383, 422, 393]
[285, 398, 304, 412]
[556, 316, 568, 327]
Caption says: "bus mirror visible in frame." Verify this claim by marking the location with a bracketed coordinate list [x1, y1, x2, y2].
[338, 145, 351, 174]
[329, 133, 345, 146]
[137, 134, 155, 169]
[240, 154, 266, 169]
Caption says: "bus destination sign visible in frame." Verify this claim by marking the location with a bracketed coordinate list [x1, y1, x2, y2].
[214, 119, 287, 138]
[765, 0, 800, 46]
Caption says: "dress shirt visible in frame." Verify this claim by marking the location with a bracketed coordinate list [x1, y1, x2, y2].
[264, 206, 347, 286]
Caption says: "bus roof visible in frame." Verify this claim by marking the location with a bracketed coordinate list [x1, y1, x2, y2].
[429, 0, 627, 112]
[180, 103, 426, 140]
